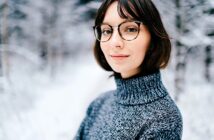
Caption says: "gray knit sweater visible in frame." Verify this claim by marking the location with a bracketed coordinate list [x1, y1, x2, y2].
[74, 72, 183, 140]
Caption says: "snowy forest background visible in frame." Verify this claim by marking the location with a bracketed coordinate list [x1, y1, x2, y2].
[0, 0, 214, 140]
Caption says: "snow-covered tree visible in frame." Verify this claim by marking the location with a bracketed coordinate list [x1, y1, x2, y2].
[0, 0, 10, 86]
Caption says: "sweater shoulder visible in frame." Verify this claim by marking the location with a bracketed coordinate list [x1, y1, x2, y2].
[153, 95, 183, 128]
[96, 90, 115, 102]
[86, 90, 115, 116]
[92, 90, 114, 106]
[139, 95, 183, 139]
[162, 95, 183, 121]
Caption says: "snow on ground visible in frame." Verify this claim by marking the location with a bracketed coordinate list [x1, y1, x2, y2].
[180, 82, 214, 140]
[0, 55, 115, 140]
[0, 55, 214, 140]
[179, 56, 214, 140]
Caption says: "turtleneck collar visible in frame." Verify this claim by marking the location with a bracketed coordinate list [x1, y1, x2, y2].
[114, 71, 168, 105]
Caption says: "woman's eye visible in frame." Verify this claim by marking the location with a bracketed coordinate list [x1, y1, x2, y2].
[102, 29, 112, 35]
[126, 27, 138, 32]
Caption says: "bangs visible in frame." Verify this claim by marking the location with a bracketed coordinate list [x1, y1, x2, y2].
[117, 0, 143, 21]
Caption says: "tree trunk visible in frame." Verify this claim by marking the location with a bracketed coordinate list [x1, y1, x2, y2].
[1, 0, 11, 90]
[174, 0, 187, 101]
[204, 45, 212, 82]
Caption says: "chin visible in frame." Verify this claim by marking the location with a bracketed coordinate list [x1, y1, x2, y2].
[111, 67, 128, 74]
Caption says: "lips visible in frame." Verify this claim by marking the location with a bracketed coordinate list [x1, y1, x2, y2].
[110, 54, 130, 60]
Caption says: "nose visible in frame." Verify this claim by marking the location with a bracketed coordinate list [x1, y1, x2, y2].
[109, 28, 124, 49]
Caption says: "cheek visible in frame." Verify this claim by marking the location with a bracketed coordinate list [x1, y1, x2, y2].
[130, 35, 151, 62]
[100, 44, 110, 61]
[134, 37, 151, 52]
[131, 47, 147, 64]
[139, 33, 151, 53]
[100, 44, 107, 55]
[137, 27, 151, 51]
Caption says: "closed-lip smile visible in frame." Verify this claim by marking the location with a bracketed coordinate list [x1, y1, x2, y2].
[110, 54, 130, 57]
[110, 54, 130, 60]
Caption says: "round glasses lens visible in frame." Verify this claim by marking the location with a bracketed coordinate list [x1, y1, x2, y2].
[95, 25, 112, 42]
[119, 21, 140, 41]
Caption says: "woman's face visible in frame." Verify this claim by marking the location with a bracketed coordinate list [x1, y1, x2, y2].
[100, 1, 151, 78]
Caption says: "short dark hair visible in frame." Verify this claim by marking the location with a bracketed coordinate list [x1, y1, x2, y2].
[93, 0, 171, 76]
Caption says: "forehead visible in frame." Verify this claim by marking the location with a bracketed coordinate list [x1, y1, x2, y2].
[103, 1, 126, 25]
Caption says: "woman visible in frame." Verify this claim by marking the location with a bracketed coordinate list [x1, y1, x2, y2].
[74, 0, 183, 139]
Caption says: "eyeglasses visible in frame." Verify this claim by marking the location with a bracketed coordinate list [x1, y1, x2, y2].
[93, 20, 143, 42]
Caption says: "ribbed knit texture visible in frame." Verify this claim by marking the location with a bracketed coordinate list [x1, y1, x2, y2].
[74, 72, 183, 140]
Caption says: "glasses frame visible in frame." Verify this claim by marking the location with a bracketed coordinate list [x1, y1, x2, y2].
[93, 20, 143, 42]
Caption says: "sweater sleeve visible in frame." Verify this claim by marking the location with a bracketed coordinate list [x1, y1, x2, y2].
[74, 92, 110, 140]
[73, 100, 97, 140]
[137, 115, 183, 140]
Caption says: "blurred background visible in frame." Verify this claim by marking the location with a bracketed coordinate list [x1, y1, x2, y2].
[0, 0, 214, 139]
